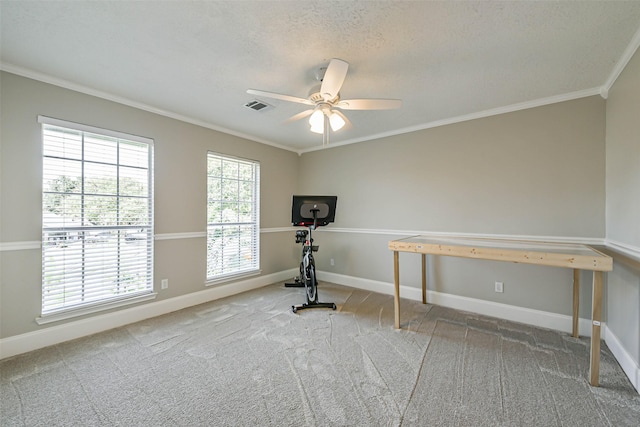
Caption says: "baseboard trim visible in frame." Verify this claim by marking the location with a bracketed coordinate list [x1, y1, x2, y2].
[604, 326, 640, 393]
[317, 271, 595, 336]
[0, 268, 297, 360]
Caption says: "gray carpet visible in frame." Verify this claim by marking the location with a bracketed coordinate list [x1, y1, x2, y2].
[1, 282, 639, 426]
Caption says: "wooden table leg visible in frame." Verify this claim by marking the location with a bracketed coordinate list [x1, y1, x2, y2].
[394, 251, 400, 329]
[421, 254, 427, 304]
[573, 269, 580, 338]
[589, 271, 603, 386]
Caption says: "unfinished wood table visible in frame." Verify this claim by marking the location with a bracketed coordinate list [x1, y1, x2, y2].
[388, 235, 613, 387]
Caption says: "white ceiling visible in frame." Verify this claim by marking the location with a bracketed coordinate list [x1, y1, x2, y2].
[2, 1, 640, 153]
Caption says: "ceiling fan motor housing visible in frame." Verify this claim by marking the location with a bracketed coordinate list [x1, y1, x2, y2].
[314, 66, 327, 82]
[308, 84, 338, 104]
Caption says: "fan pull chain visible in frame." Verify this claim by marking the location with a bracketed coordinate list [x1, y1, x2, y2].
[323, 113, 329, 146]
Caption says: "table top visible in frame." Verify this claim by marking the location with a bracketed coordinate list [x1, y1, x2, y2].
[389, 235, 613, 271]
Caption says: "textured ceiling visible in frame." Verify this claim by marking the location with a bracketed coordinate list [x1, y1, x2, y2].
[2, 1, 640, 153]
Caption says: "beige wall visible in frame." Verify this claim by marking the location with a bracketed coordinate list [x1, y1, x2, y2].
[0, 72, 299, 338]
[300, 96, 606, 316]
[605, 47, 640, 369]
[606, 49, 640, 249]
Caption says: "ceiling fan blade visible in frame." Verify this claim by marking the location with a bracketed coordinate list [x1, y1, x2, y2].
[247, 89, 314, 106]
[320, 58, 349, 101]
[336, 98, 402, 110]
[284, 109, 314, 124]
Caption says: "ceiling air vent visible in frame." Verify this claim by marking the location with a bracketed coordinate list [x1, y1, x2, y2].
[244, 99, 273, 112]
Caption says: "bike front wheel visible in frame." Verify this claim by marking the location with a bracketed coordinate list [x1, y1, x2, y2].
[305, 263, 317, 303]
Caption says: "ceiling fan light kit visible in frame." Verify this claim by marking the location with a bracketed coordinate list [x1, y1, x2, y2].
[247, 58, 401, 146]
[309, 110, 324, 134]
[309, 106, 345, 135]
[328, 111, 346, 132]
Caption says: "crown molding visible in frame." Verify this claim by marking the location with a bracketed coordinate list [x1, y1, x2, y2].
[299, 87, 602, 154]
[0, 61, 607, 157]
[601, 25, 640, 99]
[0, 62, 297, 154]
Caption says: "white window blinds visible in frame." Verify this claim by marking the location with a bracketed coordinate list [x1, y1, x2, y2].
[207, 152, 260, 281]
[40, 117, 154, 316]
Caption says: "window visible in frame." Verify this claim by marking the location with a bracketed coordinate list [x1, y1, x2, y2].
[40, 117, 154, 318]
[207, 152, 260, 281]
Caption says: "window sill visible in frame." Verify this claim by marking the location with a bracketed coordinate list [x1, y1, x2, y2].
[36, 292, 158, 325]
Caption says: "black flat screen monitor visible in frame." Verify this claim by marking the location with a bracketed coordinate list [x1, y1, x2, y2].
[291, 195, 337, 227]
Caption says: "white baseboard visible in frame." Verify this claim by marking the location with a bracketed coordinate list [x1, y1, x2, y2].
[0, 268, 297, 360]
[604, 326, 640, 393]
[318, 271, 594, 336]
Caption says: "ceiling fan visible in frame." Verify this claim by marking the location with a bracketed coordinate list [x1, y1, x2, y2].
[247, 58, 402, 145]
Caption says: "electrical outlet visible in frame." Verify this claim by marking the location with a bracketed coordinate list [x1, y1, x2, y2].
[495, 281, 504, 293]
[330, 258, 335, 266]
[161, 279, 169, 289]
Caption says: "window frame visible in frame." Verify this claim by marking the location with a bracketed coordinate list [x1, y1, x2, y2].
[206, 152, 260, 284]
[38, 116, 155, 323]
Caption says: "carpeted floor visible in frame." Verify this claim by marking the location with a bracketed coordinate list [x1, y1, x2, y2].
[1, 282, 639, 426]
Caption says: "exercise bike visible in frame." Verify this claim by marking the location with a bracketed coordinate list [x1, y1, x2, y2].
[285, 196, 337, 313]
